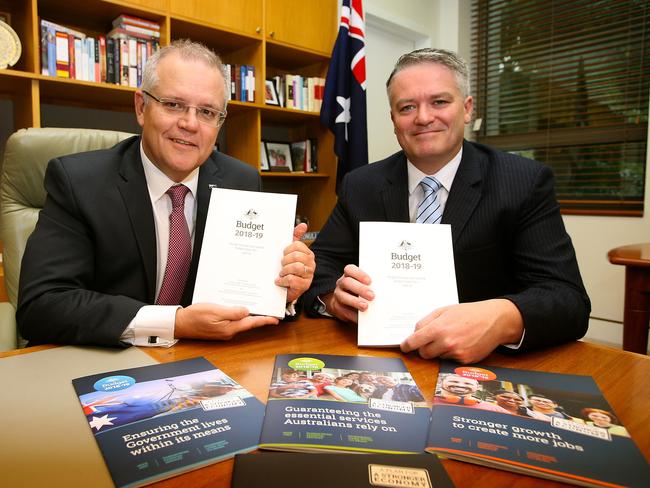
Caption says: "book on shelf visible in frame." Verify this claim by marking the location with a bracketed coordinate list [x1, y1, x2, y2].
[289, 140, 307, 172]
[112, 14, 161, 32]
[54, 30, 69, 78]
[232, 452, 455, 488]
[246, 65, 255, 102]
[40, 16, 159, 87]
[268, 74, 324, 112]
[287, 139, 318, 172]
[108, 26, 158, 43]
[72, 357, 265, 488]
[258, 353, 431, 454]
[222, 63, 255, 103]
[427, 360, 650, 487]
[113, 23, 160, 39]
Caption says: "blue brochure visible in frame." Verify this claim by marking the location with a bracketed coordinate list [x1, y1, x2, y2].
[73, 357, 264, 488]
[259, 353, 431, 454]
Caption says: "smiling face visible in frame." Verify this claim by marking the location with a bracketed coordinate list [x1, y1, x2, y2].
[441, 375, 478, 396]
[336, 377, 354, 387]
[495, 392, 524, 411]
[135, 52, 226, 182]
[388, 62, 472, 173]
[281, 372, 300, 382]
[529, 396, 558, 413]
[588, 411, 612, 427]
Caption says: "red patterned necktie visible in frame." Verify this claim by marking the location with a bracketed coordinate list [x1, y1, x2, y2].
[156, 184, 191, 305]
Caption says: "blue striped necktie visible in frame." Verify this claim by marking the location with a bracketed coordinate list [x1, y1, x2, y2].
[416, 176, 443, 224]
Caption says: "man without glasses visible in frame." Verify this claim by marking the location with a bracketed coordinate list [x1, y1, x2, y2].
[305, 48, 590, 363]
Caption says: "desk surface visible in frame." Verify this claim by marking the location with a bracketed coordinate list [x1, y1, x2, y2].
[4, 317, 650, 487]
[608, 242, 650, 267]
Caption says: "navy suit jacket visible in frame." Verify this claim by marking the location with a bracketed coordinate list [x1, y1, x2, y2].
[304, 140, 590, 352]
[18, 136, 261, 346]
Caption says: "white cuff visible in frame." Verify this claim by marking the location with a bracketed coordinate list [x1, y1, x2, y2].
[315, 295, 333, 317]
[120, 305, 179, 347]
[286, 300, 297, 316]
[503, 328, 526, 350]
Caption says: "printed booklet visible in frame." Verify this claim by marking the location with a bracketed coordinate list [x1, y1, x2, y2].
[72, 357, 265, 488]
[427, 360, 650, 487]
[258, 354, 431, 454]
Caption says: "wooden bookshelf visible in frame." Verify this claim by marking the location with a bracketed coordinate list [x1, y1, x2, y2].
[0, 0, 338, 229]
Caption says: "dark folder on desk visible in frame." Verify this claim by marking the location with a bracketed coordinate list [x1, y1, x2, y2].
[232, 452, 454, 488]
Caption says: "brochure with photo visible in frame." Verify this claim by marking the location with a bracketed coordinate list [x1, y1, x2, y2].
[73, 357, 264, 488]
[427, 360, 650, 487]
[259, 353, 431, 454]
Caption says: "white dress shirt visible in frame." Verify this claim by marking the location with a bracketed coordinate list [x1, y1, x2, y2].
[407, 147, 462, 222]
[407, 146, 524, 349]
[120, 143, 199, 347]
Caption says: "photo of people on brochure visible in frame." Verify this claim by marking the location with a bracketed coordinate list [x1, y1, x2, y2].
[79, 369, 252, 432]
[268, 367, 426, 406]
[434, 370, 629, 437]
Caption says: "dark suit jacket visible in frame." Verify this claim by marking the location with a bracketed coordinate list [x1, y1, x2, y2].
[17, 136, 261, 346]
[304, 140, 590, 352]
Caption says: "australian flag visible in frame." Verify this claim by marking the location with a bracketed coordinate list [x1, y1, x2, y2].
[320, 0, 368, 191]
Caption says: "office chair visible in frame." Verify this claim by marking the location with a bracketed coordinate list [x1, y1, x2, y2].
[0, 127, 135, 350]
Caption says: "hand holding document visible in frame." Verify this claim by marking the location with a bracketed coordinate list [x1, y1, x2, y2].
[358, 222, 458, 346]
[193, 188, 297, 318]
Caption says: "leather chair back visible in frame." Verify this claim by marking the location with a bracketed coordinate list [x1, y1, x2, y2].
[0, 127, 135, 349]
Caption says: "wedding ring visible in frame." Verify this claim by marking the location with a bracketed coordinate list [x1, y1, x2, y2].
[303, 265, 309, 277]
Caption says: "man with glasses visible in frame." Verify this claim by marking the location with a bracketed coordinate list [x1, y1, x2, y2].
[18, 40, 315, 347]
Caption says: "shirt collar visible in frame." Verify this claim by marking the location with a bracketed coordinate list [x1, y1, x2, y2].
[407, 146, 463, 196]
[139, 142, 199, 202]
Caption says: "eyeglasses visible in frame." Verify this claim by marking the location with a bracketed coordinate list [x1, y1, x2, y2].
[142, 90, 227, 127]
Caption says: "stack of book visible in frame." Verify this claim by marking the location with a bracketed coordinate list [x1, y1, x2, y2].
[268, 74, 325, 112]
[39, 14, 160, 86]
[224, 63, 255, 103]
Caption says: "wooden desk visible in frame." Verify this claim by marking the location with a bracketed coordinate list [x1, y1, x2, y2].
[4, 317, 650, 487]
[608, 243, 650, 354]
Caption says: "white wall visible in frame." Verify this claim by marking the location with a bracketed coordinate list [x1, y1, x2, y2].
[363, 0, 650, 350]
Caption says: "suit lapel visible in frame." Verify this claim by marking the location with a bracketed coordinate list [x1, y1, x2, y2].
[380, 152, 410, 222]
[116, 141, 157, 301]
[442, 141, 484, 244]
[181, 156, 221, 304]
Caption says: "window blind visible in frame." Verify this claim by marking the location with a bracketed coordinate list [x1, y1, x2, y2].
[472, 0, 649, 215]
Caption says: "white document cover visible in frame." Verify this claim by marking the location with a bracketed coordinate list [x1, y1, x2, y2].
[358, 222, 459, 347]
[193, 188, 297, 318]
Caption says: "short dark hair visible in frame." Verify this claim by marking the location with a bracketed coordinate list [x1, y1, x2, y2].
[386, 48, 470, 99]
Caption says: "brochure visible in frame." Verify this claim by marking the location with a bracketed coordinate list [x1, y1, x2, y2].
[259, 353, 431, 454]
[73, 357, 264, 488]
[427, 360, 650, 487]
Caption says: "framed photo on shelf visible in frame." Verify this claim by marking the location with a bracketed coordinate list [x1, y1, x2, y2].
[265, 142, 292, 172]
[290, 140, 307, 172]
[264, 80, 279, 106]
[260, 142, 270, 171]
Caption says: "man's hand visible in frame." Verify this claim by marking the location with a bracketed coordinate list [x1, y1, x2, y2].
[174, 303, 279, 340]
[322, 264, 374, 323]
[275, 223, 316, 303]
[400, 299, 524, 364]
